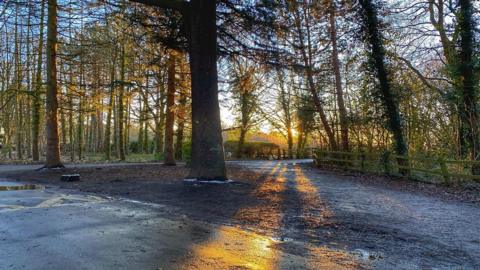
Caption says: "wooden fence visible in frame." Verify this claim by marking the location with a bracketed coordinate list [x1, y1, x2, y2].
[314, 150, 480, 184]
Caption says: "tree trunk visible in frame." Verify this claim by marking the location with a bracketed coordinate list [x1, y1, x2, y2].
[104, 68, 115, 160]
[137, 94, 144, 153]
[287, 125, 293, 159]
[296, 131, 304, 158]
[44, 0, 62, 168]
[118, 44, 126, 161]
[68, 88, 74, 162]
[175, 82, 186, 160]
[113, 96, 118, 158]
[458, 0, 480, 167]
[291, 4, 337, 150]
[14, 3, 23, 160]
[187, 0, 227, 180]
[154, 80, 166, 155]
[164, 51, 176, 165]
[125, 95, 131, 155]
[236, 92, 249, 159]
[77, 95, 83, 160]
[60, 106, 66, 151]
[236, 128, 247, 159]
[142, 80, 149, 153]
[359, 0, 407, 156]
[329, 4, 349, 151]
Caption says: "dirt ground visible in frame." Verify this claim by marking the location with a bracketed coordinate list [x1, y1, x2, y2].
[1, 161, 479, 235]
[2, 160, 480, 269]
[1, 163, 303, 233]
[2, 162, 479, 210]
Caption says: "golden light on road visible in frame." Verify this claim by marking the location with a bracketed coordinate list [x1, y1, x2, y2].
[180, 162, 367, 270]
[294, 166, 366, 269]
[181, 225, 280, 270]
[181, 163, 284, 269]
[294, 166, 334, 226]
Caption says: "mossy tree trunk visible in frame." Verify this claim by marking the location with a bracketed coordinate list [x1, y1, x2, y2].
[358, 0, 408, 156]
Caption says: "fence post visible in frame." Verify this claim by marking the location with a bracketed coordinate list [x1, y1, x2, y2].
[313, 150, 321, 166]
[438, 158, 450, 184]
[397, 155, 411, 177]
[381, 151, 391, 175]
[360, 151, 366, 172]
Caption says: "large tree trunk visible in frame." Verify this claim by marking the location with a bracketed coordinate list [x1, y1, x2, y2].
[329, 3, 349, 151]
[458, 0, 480, 167]
[187, 0, 227, 180]
[359, 0, 407, 156]
[44, 0, 62, 168]
[164, 51, 176, 165]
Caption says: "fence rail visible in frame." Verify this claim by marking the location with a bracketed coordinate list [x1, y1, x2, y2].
[314, 150, 480, 184]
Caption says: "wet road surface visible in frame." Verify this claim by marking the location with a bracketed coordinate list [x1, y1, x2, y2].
[1, 160, 479, 269]
[231, 160, 480, 269]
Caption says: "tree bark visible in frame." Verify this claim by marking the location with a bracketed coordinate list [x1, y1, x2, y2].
[236, 93, 249, 158]
[236, 127, 247, 159]
[44, 0, 62, 168]
[105, 58, 116, 160]
[329, 3, 349, 151]
[14, 2, 23, 160]
[153, 78, 166, 155]
[137, 94, 144, 152]
[359, 0, 408, 156]
[129, 0, 226, 178]
[77, 94, 83, 160]
[164, 51, 177, 165]
[287, 125, 293, 159]
[175, 62, 187, 160]
[458, 0, 480, 164]
[187, 0, 227, 180]
[68, 75, 74, 162]
[142, 85, 149, 153]
[117, 44, 126, 161]
[291, 3, 337, 150]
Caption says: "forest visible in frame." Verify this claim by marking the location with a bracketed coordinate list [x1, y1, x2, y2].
[1, 1, 480, 269]
[0, 0, 479, 180]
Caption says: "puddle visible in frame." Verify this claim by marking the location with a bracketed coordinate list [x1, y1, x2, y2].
[352, 249, 384, 261]
[0, 183, 44, 191]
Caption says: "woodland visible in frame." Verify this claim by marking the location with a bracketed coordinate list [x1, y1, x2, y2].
[0, 0, 478, 180]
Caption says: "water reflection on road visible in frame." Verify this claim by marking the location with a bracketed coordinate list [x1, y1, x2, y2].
[180, 161, 367, 269]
